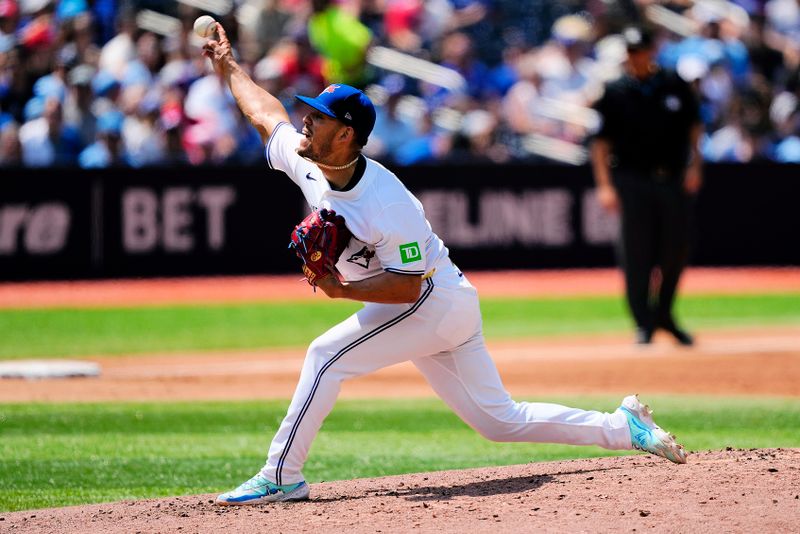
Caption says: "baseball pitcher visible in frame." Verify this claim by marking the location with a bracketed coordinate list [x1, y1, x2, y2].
[201, 23, 687, 506]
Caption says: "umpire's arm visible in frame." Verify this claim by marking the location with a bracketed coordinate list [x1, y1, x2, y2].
[589, 85, 620, 213]
[203, 23, 291, 144]
[590, 137, 618, 213]
[684, 122, 704, 194]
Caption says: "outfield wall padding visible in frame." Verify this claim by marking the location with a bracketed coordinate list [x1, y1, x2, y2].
[0, 163, 797, 280]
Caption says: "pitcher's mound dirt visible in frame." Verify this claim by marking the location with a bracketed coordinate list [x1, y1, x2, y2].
[3, 448, 798, 533]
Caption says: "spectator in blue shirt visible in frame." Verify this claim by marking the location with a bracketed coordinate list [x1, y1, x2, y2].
[78, 108, 126, 167]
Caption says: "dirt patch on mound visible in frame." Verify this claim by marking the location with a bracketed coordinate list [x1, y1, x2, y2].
[3, 448, 798, 533]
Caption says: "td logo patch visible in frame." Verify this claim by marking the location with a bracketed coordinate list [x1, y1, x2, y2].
[399, 242, 421, 264]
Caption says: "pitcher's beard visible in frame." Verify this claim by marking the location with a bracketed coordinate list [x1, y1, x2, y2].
[296, 134, 360, 171]
[297, 137, 332, 163]
[296, 145, 315, 160]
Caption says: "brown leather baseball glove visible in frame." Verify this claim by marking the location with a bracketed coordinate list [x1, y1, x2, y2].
[289, 208, 352, 287]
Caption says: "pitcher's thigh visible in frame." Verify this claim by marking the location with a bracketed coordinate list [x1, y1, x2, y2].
[305, 301, 458, 380]
[413, 337, 518, 438]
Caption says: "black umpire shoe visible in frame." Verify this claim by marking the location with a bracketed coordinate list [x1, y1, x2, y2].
[659, 318, 694, 346]
[664, 325, 694, 346]
[635, 327, 654, 345]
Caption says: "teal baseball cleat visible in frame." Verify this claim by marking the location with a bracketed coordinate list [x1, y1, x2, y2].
[216, 473, 310, 506]
[619, 394, 687, 464]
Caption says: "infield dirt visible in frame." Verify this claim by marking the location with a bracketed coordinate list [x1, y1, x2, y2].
[3, 449, 799, 533]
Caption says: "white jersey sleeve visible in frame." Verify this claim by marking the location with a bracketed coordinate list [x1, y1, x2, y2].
[374, 202, 429, 276]
[264, 121, 329, 207]
[264, 121, 304, 179]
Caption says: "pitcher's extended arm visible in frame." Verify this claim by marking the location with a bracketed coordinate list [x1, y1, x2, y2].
[202, 23, 290, 143]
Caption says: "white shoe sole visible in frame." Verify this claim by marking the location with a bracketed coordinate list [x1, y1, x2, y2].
[215, 482, 310, 506]
[622, 394, 688, 465]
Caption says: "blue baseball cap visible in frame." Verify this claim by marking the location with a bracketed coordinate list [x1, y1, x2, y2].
[295, 84, 376, 146]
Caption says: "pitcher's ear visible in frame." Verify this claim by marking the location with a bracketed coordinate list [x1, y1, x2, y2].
[339, 126, 354, 142]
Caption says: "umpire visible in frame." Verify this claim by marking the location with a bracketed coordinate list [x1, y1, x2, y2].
[590, 26, 703, 346]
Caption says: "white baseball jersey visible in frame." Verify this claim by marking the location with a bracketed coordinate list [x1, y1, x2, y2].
[266, 121, 464, 288]
[259, 122, 633, 487]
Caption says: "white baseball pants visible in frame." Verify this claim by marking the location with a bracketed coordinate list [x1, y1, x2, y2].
[262, 278, 632, 485]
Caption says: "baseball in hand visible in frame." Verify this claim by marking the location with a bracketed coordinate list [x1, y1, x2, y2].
[193, 15, 217, 38]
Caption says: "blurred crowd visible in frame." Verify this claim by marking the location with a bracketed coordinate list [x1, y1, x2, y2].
[1, 0, 799, 168]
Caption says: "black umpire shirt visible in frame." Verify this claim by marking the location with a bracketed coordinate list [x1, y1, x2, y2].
[593, 68, 700, 176]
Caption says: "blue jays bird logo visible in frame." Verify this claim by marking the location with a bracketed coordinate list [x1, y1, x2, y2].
[323, 85, 340, 94]
[347, 246, 375, 269]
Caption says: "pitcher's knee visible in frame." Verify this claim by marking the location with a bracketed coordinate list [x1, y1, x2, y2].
[473, 422, 516, 442]
[305, 337, 337, 372]
[305, 337, 358, 381]
[469, 403, 531, 442]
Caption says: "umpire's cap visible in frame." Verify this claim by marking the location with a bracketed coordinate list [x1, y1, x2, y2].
[622, 25, 655, 51]
[296, 84, 376, 146]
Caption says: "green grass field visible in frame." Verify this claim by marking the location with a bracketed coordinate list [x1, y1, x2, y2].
[2, 396, 799, 512]
[0, 293, 798, 359]
[1, 292, 799, 513]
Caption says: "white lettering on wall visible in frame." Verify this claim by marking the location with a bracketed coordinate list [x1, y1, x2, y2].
[0, 203, 70, 255]
[419, 189, 573, 248]
[162, 188, 194, 252]
[123, 188, 158, 252]
[122, 186, 237, 253]
[198, 187, 237, 250]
